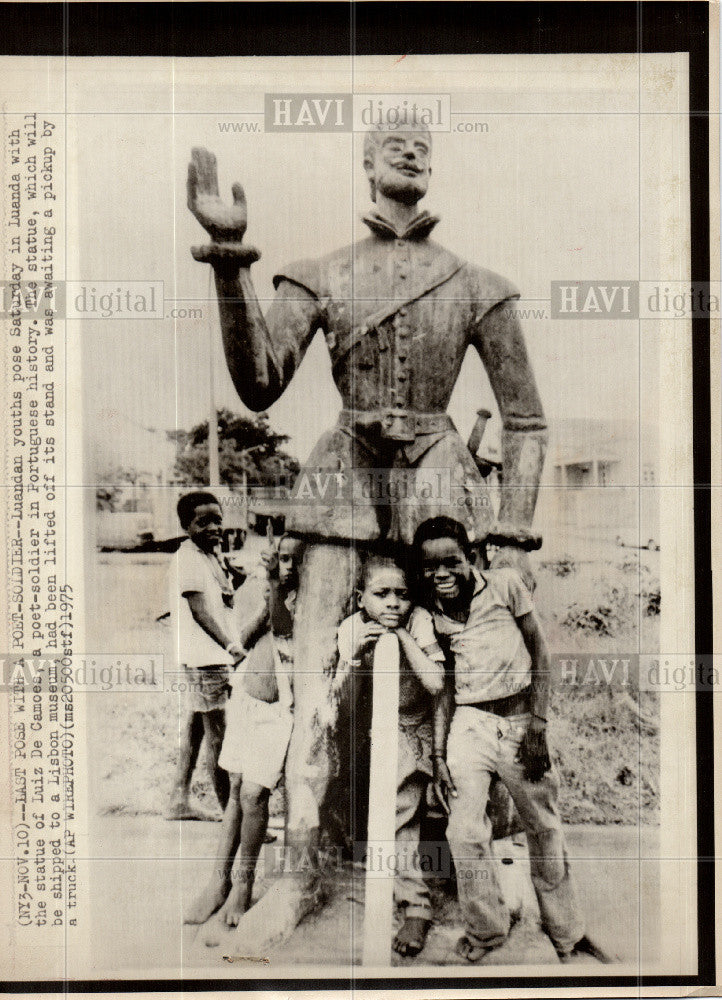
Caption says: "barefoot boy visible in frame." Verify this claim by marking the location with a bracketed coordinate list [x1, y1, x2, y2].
[167, 491, 248, 820]
[336, 554, 445, 958]
[185, 534, 303, 926]
[414, 515, 586, 963]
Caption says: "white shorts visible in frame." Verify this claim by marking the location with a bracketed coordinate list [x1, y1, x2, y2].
[219, 688, 293, 790]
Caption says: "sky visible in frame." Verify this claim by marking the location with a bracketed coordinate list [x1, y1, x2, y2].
[55, 53, 687, 477]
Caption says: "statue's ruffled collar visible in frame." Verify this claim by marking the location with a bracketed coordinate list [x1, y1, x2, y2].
[361, 209, 440, 241]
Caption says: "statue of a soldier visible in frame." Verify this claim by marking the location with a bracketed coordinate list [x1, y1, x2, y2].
[186, 129, 548, 951]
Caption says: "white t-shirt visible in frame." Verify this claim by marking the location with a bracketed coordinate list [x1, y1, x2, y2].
[168, 539, 237, 668]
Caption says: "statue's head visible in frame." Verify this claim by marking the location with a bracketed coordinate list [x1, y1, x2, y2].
[363, 127, 432, 205]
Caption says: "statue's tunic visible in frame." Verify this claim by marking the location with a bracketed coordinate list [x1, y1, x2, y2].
[269, 210, 546, 545]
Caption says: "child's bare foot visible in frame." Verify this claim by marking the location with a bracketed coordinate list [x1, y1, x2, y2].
[218, 882, 252, 927]
[184, 878, 231, 924]
[455, 934, 494, 962]
[392, 916, 431, 957]
[166, 799, 221, 822]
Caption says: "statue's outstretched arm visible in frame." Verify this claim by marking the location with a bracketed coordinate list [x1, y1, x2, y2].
[472, 299, 548, 531]
[187, 147, 322, 411]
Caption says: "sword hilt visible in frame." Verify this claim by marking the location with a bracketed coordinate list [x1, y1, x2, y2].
[467, 408, 492, 457]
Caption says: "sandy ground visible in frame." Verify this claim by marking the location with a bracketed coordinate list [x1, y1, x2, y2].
[86, 814, 659, 974]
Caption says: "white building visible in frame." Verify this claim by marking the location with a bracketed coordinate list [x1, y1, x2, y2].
[536, 417, 659, 553]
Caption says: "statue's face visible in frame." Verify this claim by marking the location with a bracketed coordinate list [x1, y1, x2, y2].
[366, 131, 431, 205]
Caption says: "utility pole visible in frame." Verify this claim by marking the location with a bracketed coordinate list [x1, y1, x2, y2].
[239, 444, 264, 532]
[207, 269, 220, 487]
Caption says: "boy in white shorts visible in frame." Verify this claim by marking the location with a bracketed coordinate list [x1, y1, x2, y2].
[166, 491, 249, 820]
[185, 534, 303, 926]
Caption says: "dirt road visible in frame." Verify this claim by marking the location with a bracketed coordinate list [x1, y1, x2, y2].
[86, 815, 658, 975]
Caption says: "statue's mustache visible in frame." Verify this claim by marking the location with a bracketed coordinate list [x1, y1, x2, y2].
[390, 161, 422, 174]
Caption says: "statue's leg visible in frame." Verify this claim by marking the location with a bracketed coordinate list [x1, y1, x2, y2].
[286, 541, 357, 853]
[222, 542, 356, 954]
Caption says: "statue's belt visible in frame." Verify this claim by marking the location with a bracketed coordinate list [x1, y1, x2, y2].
[338, 408, 453, 445]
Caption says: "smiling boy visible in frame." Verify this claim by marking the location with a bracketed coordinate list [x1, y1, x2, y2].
[414, 516, 586, 964]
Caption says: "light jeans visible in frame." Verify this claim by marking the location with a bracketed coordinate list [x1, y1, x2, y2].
[446, 706, 584, 953]
[395, 715, 434, 919]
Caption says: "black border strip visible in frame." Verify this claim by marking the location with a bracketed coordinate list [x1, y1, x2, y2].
[0, 1, 712, 61]
[0, 0, 713, 992]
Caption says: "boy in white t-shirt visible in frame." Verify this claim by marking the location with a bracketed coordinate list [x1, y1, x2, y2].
[336, 554, 445, 958]
[166, 491, 254, 820]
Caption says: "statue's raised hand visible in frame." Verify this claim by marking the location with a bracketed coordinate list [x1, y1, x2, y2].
[187, 147, 259, 266]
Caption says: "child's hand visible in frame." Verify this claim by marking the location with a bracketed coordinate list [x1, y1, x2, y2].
[226, 641, 247, 665]
[432, 756, 457, 815]
[395, 628, 445, 695]
[260, 549, 279, 579]
[516, 717, 551, 782]
[261, 522, 279, 579]
[223, 556, 247, 590]
[352, 620, 388, 659]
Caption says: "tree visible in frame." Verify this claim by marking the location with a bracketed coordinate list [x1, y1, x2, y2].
[96, 465, 146, 511]
[168, 409, 299, 486]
